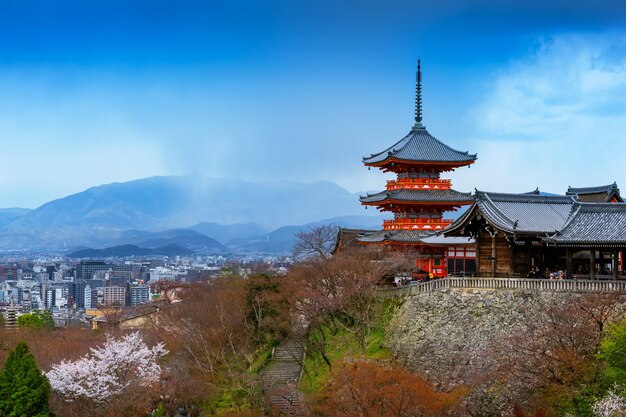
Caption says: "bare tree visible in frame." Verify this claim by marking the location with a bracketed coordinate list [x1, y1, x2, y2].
[292, 224, 339, 260]
[462, 292, 626, 415]
[289, 248, 405, 365]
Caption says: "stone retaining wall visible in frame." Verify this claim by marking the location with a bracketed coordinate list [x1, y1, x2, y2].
[386, 288, 624, 387]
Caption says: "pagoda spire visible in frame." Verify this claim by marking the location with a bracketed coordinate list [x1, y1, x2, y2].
[414, 59, 423, 129]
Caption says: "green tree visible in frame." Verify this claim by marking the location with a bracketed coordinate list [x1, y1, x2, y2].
[17, 311, 54, 329]
[0, 341, 52, 417]
[599, 316, 626, 386]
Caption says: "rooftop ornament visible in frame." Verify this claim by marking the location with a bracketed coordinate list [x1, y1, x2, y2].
[413, 58, 423, 130]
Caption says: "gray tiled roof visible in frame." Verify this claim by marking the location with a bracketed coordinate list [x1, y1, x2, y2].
[566, 183, 619, 195]
[357, 229, 433, 243]
[476, 191, 575, 234]
[545, 203, 626, 247]
[421, 235, 475, 245]
[363, 126, 477, 165]
[332, 228, 377, 253]
[360, 188, 473, 204]
[446, 190, 576, 235]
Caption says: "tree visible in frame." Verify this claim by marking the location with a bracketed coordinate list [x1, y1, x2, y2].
[290, 248, 405, 361]
[0, 341, 52, 417]
[292, 224, 339, 260]
[463, 293, 625, 416]
[598, 316, 626, 386]
[316, 360, 464, 417]
[156, 278, 264, 412]
[17, 311, 54, 329]
[592, 385, 626, 417]
[46, 332, 167, 415]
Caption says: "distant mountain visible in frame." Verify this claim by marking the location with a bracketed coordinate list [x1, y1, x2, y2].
[69, 244, 193, 258]
[136, 230, 226, 252]
[228, 214, 387, 254]
[188, 222, 268, 244]
[0, 208, 32, 228]
[100, 229, 227, 253]
[0, 175, 370, 250]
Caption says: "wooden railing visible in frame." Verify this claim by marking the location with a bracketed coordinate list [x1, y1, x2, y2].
[383, 218, 453, 230]
[376, 277, 626, 298]
[386, 178, 452, 190]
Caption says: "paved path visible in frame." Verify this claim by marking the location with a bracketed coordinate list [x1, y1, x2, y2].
[262, 334, 306, 415]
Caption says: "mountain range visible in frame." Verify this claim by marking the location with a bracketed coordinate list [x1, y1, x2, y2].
[69, 244, 194, 258]
[0, 175, 386, 252]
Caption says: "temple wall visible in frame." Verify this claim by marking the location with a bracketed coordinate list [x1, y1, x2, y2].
[477, 232, 514, 276]
[385, 288, 624, 387]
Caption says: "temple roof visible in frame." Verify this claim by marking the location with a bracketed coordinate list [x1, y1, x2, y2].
[566, 182, 622, 203]
[544, 203, 626, 247]
[363, 126, 477, 166]
[332, 228, 376, 254]
[360, 188, 473, 205]
[567, 183, 619, 195]
[357, 229, 432, 244]
[446, 190, 576, 236]
[356, 228, 475, 245]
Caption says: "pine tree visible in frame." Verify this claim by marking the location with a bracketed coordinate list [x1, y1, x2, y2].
[0, 341, 52, 417]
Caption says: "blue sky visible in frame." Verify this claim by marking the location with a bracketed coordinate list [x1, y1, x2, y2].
[1, 0, 626, 207]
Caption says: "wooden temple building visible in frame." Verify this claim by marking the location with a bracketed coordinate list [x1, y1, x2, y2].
[354, 61, 477, 277]
[336, 62, 626, 280]
[444, 186, 626, 279]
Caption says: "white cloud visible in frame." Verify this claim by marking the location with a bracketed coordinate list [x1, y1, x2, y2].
[460, 33, 626, 194]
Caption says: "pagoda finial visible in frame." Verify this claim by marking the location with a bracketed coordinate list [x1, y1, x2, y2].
[414, 58, 423, 129]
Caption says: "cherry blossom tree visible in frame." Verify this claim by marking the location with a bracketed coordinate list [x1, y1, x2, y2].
[46, 332, 167, 405]
[592, 385, 626, 417]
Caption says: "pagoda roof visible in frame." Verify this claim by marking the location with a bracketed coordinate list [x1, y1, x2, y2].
[446, 190, 576, 236]
[356, 228, 475, 245]
[566, 182, 622, 203]
[363, 126, 477, 167]
[360, 188, 473, 205]
[544, 203, 626, 247]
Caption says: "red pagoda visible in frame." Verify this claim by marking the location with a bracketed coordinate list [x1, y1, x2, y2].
[358, 61, 477, 277]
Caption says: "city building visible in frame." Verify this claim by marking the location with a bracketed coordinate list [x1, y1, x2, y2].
[129, 284, 150, 307]
[103, 286, 126, 306]
[84, 285, 92, 309]
[76, 261, 109, 280]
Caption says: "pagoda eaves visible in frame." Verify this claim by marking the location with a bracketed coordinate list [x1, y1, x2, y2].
[363, 125, 477, 172]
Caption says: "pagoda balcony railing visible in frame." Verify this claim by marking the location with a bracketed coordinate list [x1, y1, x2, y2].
[386, 178, 451, 190]
[383, 218, 453, 230]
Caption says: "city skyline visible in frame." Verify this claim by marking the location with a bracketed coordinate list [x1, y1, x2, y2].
[2, 1, 626, 207]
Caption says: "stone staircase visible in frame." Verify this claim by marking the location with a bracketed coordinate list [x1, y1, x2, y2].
[262, 338, 306, 416]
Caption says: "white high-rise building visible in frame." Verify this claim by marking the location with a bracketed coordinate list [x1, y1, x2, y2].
[84, 285, 92, 309]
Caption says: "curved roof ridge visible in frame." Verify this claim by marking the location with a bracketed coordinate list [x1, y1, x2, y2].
[475, 189, 575, 204]
[477, 192, 516, 230]
[566, 182, 619, 195]
[363, 134, 411, 161]
[555, 203, 582, 235]
[363, 127, 477, 165]
[575, 201, 626, 210]
[360, 188, 475, 204]
[545, 201, 626, 245]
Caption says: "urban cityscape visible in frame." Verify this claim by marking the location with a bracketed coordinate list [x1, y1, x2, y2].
[2, 1, 626, 417]
[0, 253, 291, 328]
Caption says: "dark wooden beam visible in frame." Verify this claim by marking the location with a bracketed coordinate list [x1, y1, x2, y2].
[566, 248, 573, 279]
[491, 233, 496, 277]
[590, 250, 596, 280]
